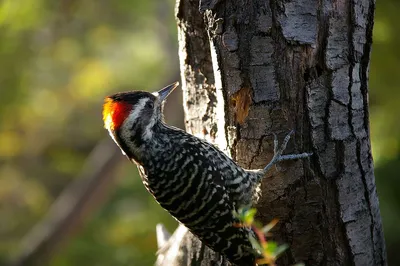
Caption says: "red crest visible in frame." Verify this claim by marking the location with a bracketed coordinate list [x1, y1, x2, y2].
[103, 98, 131, 131]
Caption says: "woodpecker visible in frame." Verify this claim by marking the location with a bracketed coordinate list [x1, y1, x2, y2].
[102, 82, 312, 265]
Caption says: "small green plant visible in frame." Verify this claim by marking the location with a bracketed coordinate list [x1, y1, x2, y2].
[233, 207, 304, 266]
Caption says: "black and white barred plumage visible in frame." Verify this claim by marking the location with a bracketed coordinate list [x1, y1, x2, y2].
[102, 82, 311, 265]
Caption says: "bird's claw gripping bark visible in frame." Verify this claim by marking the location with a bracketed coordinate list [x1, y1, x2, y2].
[263, 130, 312, 174]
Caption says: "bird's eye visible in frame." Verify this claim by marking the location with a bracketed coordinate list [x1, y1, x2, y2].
[147, 101, 154, 109]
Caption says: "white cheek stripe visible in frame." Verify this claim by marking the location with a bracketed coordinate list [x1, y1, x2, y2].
[118, 97, 149, 152]
[127, 97, 149, 124]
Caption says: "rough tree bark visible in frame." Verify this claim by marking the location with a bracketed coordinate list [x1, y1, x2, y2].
[156, 0, 386, 265]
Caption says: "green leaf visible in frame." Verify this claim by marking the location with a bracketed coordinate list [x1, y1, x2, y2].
[273, 244, 288, 257]
[243, 208, 257, 224]
[265, 241, 278, 253]
[262, 219, 279, 234]
[249, 235, 263, 252]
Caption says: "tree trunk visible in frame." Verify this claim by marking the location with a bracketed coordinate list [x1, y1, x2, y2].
[156, 0, 387, 265]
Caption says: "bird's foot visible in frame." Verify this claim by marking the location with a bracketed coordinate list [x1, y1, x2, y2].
[262, 130, 312, 174]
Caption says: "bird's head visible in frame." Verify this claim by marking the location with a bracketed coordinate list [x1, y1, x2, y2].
[102, 82, 179, 155]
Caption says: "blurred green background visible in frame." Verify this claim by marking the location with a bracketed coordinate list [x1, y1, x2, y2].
[0, 0, 398, 265]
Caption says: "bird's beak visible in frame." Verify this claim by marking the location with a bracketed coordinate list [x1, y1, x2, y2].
[156, 82, 179, 102]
